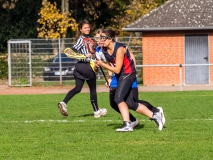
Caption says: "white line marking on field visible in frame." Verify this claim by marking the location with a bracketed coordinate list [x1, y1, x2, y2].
[173, 118, 212, 121]
[2, 118, 212, 123]
[2, 119, 121, 123]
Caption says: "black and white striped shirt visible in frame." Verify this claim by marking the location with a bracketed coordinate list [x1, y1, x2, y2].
[72, 35, 92, 62]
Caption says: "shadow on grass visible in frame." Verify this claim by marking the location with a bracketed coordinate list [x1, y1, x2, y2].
[75, 113, 148, 130]
[107, 123, 145, 130]
[78, 113, 93, 117]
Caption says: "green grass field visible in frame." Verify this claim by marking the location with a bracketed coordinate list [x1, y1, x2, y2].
[0, 91, 213, 160]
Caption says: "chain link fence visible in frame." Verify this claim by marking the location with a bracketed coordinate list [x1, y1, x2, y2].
[8, 37, 142, 86]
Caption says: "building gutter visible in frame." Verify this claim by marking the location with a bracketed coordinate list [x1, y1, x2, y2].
[122, 27, 213, 32]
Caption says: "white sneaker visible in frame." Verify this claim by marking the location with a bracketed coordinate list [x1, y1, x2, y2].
[58, 102, 68, 116]
[94, 108, 107, 118]
[151, 112, 163, 131]
[130, 119, 139, 128]
[157, 107, 165, 125]
[116, 122, 133, 132]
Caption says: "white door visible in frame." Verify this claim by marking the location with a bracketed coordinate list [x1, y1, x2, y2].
[185, 34, 209, 84]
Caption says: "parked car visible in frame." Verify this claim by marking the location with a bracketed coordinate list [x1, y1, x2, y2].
[43, 53, 78, 81]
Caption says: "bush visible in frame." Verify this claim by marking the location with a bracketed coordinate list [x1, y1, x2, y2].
[0, 54, 8, 79]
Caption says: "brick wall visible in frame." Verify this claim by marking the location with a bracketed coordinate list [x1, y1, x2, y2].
[142, 31, 213, 86]
[142, 32, 184, 85]
[209, 33, 213, 84]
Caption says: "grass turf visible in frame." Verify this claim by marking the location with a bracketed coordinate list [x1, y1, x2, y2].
[0, 91, 213, 159]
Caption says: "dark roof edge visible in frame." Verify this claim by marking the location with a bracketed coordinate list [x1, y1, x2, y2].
[122, 27, 213, 32]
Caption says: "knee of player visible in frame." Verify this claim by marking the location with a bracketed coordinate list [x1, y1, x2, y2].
[114, 96, 123, 105]
[74, 88, 82, 93]
[126, 101, 138, 111]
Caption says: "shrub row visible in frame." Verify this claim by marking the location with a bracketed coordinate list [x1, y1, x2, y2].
[0, 54, 8, 79]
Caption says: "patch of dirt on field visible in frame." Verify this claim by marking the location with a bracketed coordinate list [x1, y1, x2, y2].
[1, 79, 212, 95]
[0, 83, 109, 95]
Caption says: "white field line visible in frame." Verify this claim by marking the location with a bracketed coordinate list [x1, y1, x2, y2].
[2, 119, 122, 123]
[2, 118, 212, 123]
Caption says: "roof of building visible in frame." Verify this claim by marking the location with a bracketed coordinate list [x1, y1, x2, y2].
[123, 0, 213, 31]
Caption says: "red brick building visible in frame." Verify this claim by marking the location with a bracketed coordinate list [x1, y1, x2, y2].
[123, 0, 213, 86]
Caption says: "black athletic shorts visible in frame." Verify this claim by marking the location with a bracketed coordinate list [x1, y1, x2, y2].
[114, 72, 139, 110]
[73, 62, 96, 80]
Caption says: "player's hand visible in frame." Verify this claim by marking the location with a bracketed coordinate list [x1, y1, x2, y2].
[95, 63, 100, 68]
[86, 53, 92, 57]
[94, 63, 100, 72]
[96, 59, 103, 66]
[105, 78, 111, 88]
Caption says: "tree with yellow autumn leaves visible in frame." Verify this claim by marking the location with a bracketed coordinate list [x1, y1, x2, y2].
[0, 0, 167, 52]
[37, 1, 77, 39]
[37, 0, 167, 38]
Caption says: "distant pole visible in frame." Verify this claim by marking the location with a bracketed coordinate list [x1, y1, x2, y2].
[179, 64, 182, 91]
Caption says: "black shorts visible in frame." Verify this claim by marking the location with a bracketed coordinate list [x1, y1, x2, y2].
[114, 72, 138, 110]
[73, 62, 96, 80]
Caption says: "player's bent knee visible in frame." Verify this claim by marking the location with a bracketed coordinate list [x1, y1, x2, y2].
[115, 97, 138, 111]
[126, 101, 138, 111]
[114, 96, 123, 105]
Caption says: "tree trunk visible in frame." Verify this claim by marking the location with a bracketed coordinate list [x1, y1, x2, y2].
[61, 0, 69, 13]
[60, 0, 70, 51]
[65, 0, 69, 12]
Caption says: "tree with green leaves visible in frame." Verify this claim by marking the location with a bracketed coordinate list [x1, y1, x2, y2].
[0, 0, 168, 52]
[0, 0, 42, 53]
[68, 0, 167, 36]
[68, 0, 130, 32]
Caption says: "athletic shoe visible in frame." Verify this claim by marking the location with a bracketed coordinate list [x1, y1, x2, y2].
[94, 108, 107, 118]
[130, 119, 139, 128]
[151, 112, 163, 131]
[116, 121, 133, 132]
[58, 102, 68, 116]
[157, 107, 165, 125]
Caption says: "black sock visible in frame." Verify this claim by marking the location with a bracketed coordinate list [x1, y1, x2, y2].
[152, 107, 160, 113]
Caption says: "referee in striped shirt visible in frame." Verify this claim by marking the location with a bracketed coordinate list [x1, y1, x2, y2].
[58, 20, 107, 118]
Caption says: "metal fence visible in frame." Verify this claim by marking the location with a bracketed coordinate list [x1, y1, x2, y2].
[8, 37, 142, 86]
[138, 64, 213, 91]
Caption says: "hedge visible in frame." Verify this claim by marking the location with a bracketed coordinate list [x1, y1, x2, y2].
[0, 54, 8, 79]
